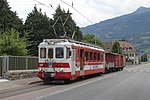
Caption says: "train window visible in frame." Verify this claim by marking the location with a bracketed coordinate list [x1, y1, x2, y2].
[66, 47, 71, 59]
[97, 53, 100, 61]
[94, 52, 97, 61]
[90, 51, 93, 60]
[101, 53, 103, 61]
[80, 49, 84, 58]
[48, 48, 53, 58]
[56, 48, 64, 58]
[85, 51, 88, 61]
[40, 48, 46, 58]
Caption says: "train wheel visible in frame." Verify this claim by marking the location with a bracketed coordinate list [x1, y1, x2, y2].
[43, 79, 52, 84]
[121, 67, 124, 70]
[64, 79, 71, 84]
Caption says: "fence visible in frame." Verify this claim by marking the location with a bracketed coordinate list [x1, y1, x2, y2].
[8, 56, 38, 70]
[0, 56, 38, 79]
[0, 56, 38, 77]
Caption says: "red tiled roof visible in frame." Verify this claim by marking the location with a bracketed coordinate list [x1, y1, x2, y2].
[119, 40, 136, 51]
[103, 40, 136, 52]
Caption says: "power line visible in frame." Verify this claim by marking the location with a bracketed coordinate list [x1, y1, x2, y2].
[34, 0, 84, 27]
[59, 0, 107, 35]
[60, 0, 94, 24]
[34, 0, 107, 38]
[34, 0, 53, 9]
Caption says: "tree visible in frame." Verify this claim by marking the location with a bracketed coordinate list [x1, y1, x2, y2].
[0, 0, 23, 32]
[0, 29, 28, 56]
[53, 5, 83, 40]
[141, 54, 148, 62]
[24, 6, 54, 56]
[112, 41, 122, 54]
[83, 34, 104, 48]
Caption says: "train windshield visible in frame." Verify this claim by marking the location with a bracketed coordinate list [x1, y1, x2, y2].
[48, 48, 53, 59]
[40, 48, 46, 58]
[40, 47, 65, 59]
[56, 47, 64, 58]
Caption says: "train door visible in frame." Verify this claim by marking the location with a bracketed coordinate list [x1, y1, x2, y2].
[71, 49, 76, 75]
[80, 49, 84, 76]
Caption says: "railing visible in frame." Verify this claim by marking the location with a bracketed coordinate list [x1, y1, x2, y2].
[0, 56, 38, 70]
[8, 56, 38, 70]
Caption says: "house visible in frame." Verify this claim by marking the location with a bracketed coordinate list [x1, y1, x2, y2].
[103, 40, 137, 65]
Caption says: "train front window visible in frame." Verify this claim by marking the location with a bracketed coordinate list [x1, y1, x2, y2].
[66, 47, 71, 59]
[56, 47, 64, 58]
[40, 48, 46, 58]
[48, 48, 53, 59]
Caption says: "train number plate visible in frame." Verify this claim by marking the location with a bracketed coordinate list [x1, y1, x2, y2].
[44, 72, 55, 77]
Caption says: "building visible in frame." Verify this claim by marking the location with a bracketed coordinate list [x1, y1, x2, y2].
[103, 40, 137, 65]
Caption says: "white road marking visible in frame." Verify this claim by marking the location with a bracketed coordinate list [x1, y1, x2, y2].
[127, 70, 131, 72]
[146, 70, 150, 72]
[133, 70, 137, 72]
[140, 70, 143, 72]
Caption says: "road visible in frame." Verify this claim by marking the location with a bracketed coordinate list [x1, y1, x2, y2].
[1, 63, 150, 100]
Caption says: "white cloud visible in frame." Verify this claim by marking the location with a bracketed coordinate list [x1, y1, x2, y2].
[7, 0, 150, 27]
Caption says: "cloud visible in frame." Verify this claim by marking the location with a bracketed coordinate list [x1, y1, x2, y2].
[7, 0, 150, 27]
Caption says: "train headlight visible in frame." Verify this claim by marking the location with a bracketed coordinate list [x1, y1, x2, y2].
[59, 68, 64, 72]
[38, 67, 42, 71]
[39, 63, 44, 67]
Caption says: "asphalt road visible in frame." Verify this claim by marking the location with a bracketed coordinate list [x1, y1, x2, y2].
[40, 64, 150, 100]
[1, 63, 150, 100]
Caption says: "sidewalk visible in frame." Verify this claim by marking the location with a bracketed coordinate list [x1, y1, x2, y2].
[0, 77, 42, 91]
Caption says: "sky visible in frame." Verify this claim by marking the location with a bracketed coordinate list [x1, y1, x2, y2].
[7, 0, 150, 27]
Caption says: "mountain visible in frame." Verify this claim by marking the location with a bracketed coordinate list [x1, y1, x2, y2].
[80, 6, 150, 54]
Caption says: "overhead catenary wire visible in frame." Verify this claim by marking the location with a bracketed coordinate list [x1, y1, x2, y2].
[59, 0, 107, 37]
[34, 0, 71, 37]
[34, 0, 107, 41]
[60, 0, 94, 24]
[34, 0, 89, 27]
[34, 0, 52, 9]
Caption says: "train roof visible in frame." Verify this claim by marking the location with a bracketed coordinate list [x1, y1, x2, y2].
[39, 39, 105, 52]
[106, 52, 124, 56]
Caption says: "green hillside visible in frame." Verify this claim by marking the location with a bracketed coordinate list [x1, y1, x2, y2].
[81, 7, 150, 54]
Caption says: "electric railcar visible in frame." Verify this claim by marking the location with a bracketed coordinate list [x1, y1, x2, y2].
[38, 39, 106, 83]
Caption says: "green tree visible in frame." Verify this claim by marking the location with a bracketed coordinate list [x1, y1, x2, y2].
[141, 54, 148, 62]
[112, 41, 122, 54]
[24, 6, 53, 56]
[0, 0, 23, 32]
[0, 29, 28, 56]
[83, 34, 104, 48]
[53, 5, 83, 40]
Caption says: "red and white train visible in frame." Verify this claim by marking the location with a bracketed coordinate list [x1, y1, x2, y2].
[38, 39, 125, 83]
